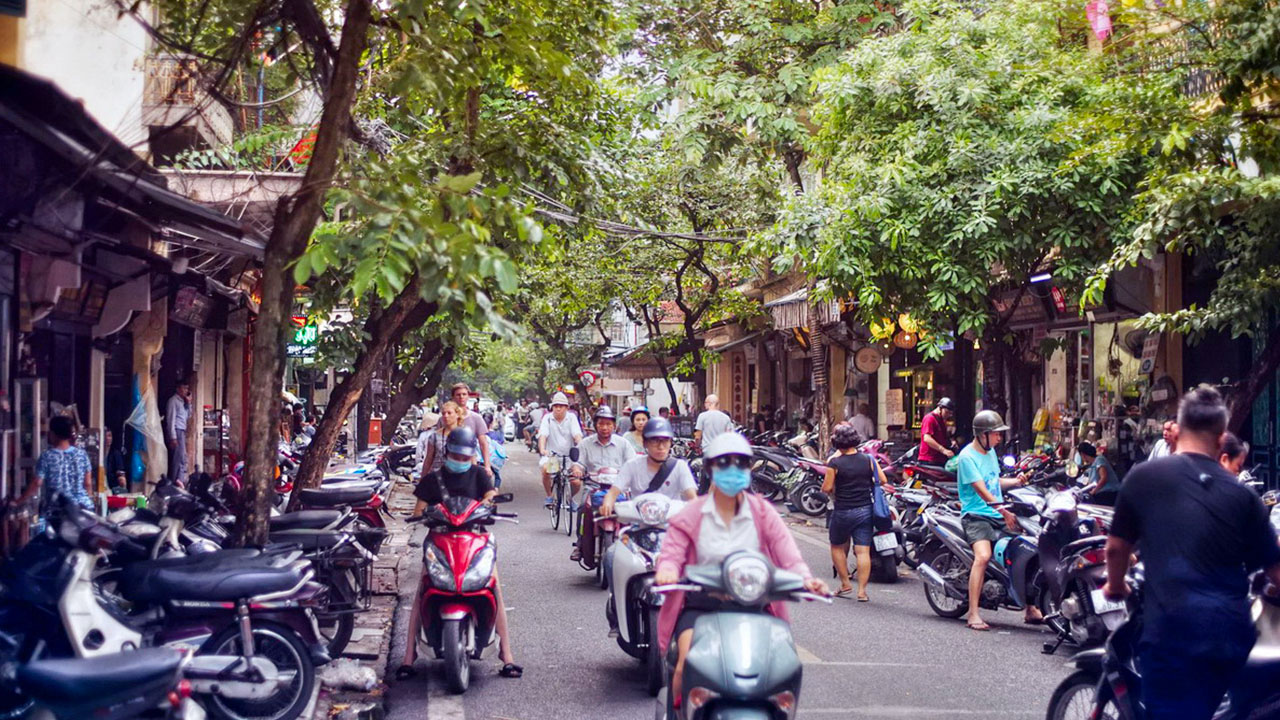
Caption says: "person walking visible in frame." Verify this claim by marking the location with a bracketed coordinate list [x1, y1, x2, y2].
[918, 397, 955, 465]
[449, 383, 491, 474]
[410, 401, 462, 517]
[822, 423, 889, 601]
[165, 377, 192, 482]
[10, 415, 94, 518]
[1104, 385, 1280, 720]
[693, 394, 733, 453]
[622, 406, 650, 454]
[956, 409, 1041, 630]
[1078, 441, 1120, 506]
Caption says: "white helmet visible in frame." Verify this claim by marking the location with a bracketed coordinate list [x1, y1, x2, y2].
[703, 432, 752, 460]
[551, 392, 570, 407]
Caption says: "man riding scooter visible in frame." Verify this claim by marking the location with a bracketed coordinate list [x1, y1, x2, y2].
[570, 406, 634, 566]
[397, 427, 522, 680]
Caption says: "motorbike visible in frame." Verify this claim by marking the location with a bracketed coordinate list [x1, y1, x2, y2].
[748, 446, 794, 502]
[410, 494, 516, 694]
[2, 643, 205, 720]
[0, 498, 326, 720]
[575, 468, 620, 587]
[1036, 491, 1124, 655]
[606, 493, 687, 696]
[653, 550, 831, 720]
[1045, 574, 1280, 720]
[780, 459, 829, 517]
[915, 492, 1046, 620]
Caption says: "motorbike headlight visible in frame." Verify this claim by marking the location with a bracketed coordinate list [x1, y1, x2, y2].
[460, 546, 496, 593]
[637, 498, 667, 526]
[423, 545, 456, 591]
[723, 554, 771, 605]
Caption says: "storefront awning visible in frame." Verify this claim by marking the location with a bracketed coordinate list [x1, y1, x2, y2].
[763, 288, 842, 330]
[708, 330, 765, 354]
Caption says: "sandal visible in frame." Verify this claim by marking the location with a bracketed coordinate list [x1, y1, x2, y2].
[835, 587, 854, 598]
[499, 663, 523, 678]
[967, 620, 991, 631]
[395, 664, 417, 680]
[857, 595, 870, 603]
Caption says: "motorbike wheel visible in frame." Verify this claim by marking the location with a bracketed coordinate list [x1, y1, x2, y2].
[1045, 670, 1118, 720]
[751, 467, 783, 502]
[921, 547, 969, 619]
[315, 568, 358, 657]
[597, 533, 612, 589]
[203, 620, 315, 720]
[789, 480, 828, 517]
[441, 617, 472, 694]
[645, 609, 663, 697]
[870, 553, 899, 584]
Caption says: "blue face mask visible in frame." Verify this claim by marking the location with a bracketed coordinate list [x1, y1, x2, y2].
[712, 466, 751, 495]
[444, 458, 472, 474]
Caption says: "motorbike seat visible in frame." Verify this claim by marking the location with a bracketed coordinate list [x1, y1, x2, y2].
[933, 512, 967, 538]
[18, 647, 181, 707]
[267, 530, 346, 551]
[1060, 535, 1107, 557]
[269, 509, 346, 531]
[298, 486, 376, 508]
[119, 554, 311, 602]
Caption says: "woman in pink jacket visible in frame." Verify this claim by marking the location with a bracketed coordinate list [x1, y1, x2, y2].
[654, 432, 828, 703]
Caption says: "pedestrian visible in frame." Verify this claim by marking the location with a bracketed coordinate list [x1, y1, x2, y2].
[693, 394, 733, 452]
[1104, 385, 1280, 720]
[537, 392, 583, 507]
[919, 397, 955, 465]
[957, 410, 1042, 630]
[1077, 441, 1119, 506]
[1148, 419, 1177, 460]
[165, 377, 192, 482]
[622, 406, 650, 454]
[410, 401, 462, 517]
[616, 406, 633, 436]
[822, 423, 889, 601]
[450, 383, 492, 475]
[1219, 432, 1250, 479]
[849, 403, 876, 443]
[659, 406, 670, 420]
[103, 427, 127, 492]
[10, 415, 94, 517]
[484, 411, 507, 488]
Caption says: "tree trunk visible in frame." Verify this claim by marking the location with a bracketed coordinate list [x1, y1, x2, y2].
[807, 294, 831, 457]
[287, 292, 436, 507]
[383, 343, 454, 432]
[1229, 328, 1280, 435]
[953, 335, 976, 445]
[232, 0, 372, 547]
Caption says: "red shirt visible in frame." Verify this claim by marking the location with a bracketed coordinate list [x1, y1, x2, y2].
[919, 411, 950, 464]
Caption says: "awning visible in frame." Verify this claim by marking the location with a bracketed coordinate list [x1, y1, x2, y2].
[603, 344, 678, 381]
[763, 288, 842, 330]
[708, 331, 764, 354]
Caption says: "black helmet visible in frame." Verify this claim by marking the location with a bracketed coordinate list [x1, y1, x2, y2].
[972, 409, 1009, 435]
[594, 405, 616, 421]
[445, 427, 478, 457]
[642, 417, 675, 440]
[937, 397, 956, 412]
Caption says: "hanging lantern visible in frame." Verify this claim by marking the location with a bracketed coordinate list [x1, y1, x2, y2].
[897, 313, 918, 334]
[893, 330, 918, 350]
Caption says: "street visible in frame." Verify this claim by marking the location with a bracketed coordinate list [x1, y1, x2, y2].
[385, 450, 1071, 720]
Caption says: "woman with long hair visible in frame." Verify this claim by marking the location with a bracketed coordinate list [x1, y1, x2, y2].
[623, 406, 650, 454]
[411, 401, 462, 517]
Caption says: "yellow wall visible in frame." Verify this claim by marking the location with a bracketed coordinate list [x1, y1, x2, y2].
[0, 15, 21, 67]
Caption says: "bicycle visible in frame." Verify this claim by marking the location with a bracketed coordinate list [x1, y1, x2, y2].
[546, 451, 576, 535]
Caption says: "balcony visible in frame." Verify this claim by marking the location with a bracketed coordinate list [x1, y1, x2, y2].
[143, 54, 234, 162]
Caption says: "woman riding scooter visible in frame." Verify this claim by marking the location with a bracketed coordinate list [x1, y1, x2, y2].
[653, 432, 829, 705]
[397, 427, 522, 680]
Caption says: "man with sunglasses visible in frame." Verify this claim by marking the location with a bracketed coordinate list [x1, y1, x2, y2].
[600, 417, 697, 517]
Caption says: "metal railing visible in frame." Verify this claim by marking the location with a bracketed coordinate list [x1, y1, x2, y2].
[144, 54, 203, 106]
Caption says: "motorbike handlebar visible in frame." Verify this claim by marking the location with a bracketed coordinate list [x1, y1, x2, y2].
[653, 583, 702, 594]
[791, 591, 834, 605]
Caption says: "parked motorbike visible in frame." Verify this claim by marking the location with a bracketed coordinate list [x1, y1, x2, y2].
[1045, 574, 1280, 720]
[1037, 492, 1124, 655]
[606, 493, 687, 696]
[781, 459, 829, 517]
[410, 494, 516, 694]
[653, 550, 831, 720]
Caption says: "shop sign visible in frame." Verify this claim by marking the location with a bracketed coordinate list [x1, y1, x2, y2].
[170, 286, 214, 329]
[1139, 333, 1160, 375]
[286, 315, 319, 358]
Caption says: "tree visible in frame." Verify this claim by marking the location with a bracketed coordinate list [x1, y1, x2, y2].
[763, 0, 1168, 417]
[1083, 0, 1280, 430]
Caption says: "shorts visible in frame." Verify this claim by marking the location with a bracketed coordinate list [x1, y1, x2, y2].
[675, 594, 728, 638]
[962, 515, 1004, 545]
[828, 505, 874, 546]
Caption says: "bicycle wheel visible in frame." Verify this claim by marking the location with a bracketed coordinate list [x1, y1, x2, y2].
[551, 476, 564, 531]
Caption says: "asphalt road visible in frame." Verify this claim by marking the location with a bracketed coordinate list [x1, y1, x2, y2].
[385, 448, 1072, 720]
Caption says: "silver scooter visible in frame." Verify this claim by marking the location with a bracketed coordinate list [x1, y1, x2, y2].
[654, 550, 831, 720]
[606, 493, 686, 695]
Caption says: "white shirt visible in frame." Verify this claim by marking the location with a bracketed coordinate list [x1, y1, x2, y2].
[696, 497, 759, 565]
[538, 412, 583, 455]
[530, 407, 546, 427]
[576, 433, 633, 476]
[695, 409, 733, 446]
[166, 394, 190, 440]
[617, 455, 696, 499]
[1148, 439, 1172, 460]
[849, 413, 876, 442]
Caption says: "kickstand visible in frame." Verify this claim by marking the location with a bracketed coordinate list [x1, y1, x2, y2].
[1042, 636, 1064, 655]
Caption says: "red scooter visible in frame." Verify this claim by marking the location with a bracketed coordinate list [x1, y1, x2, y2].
[413, 494, 516, 693]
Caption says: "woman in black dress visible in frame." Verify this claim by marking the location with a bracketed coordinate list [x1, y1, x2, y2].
[822, 422, 889, 600]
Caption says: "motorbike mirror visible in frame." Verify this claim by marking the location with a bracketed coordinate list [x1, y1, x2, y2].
[492, 493, 514, 504]
[569, 447, 580, 463]
[1002, 455, 1017, 468]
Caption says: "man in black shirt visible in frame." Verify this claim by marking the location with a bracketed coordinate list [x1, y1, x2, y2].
[1105, 385, 1280, 720]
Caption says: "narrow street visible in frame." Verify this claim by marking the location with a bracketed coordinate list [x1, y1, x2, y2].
[385, 450, 1070, 720]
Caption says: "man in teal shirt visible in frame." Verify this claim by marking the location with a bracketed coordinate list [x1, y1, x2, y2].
[1077, 441, 1119, 506]
[956, 410, 1041, 630]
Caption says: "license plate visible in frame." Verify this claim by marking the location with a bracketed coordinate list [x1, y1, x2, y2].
[1090, 588, 1127, 614]
[873, 533, 899, 552]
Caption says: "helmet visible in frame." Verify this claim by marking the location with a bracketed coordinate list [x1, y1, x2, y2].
[937, 397, 956, 412]
[631, 405, 651, 419]
[594, 405, 616, 421]
[445, 427, 478, 457]
[482, 411, 494, 425]
[703, 432, 752, 460]
[550, 392, 569, 407]
[972, 410, 1010, 435]
[642, 417, 675, 440]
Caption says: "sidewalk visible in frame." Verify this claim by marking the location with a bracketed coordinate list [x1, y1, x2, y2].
[308, 479, 418, 720]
